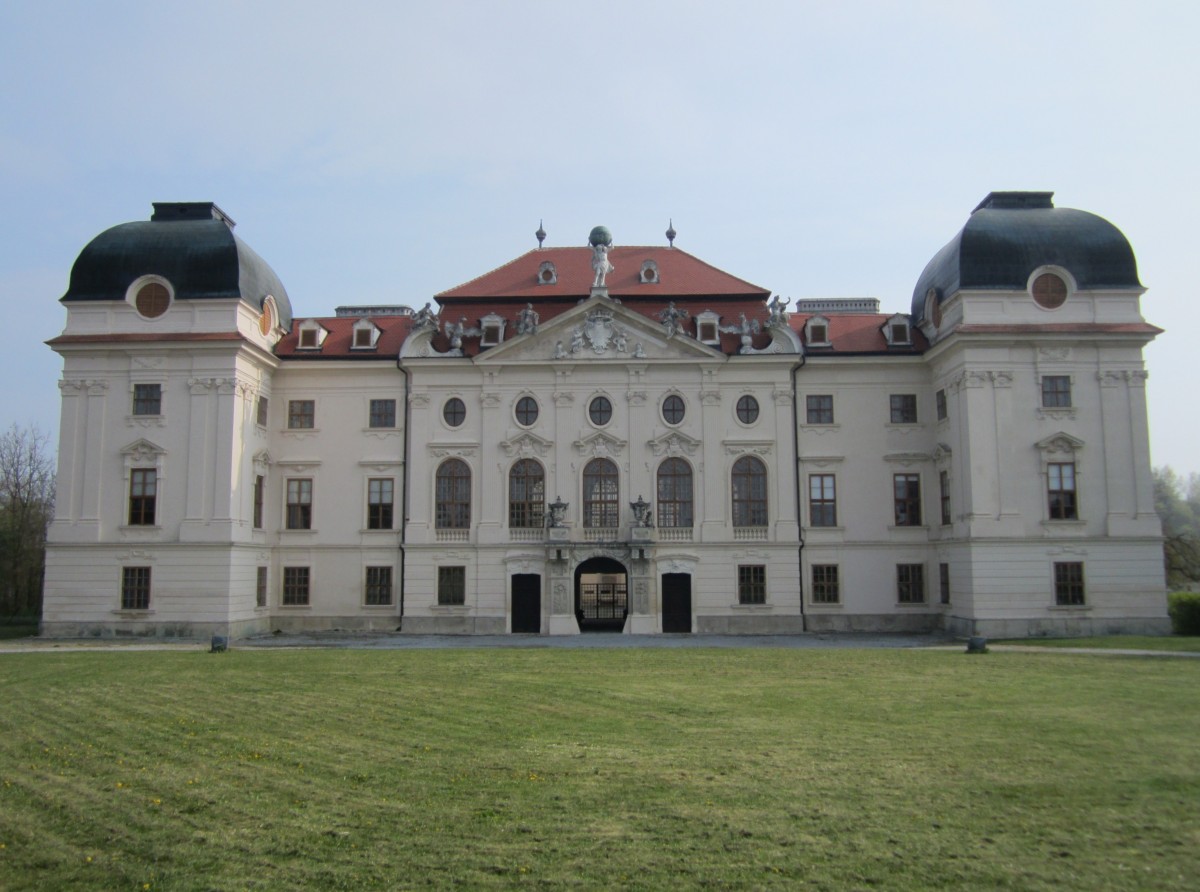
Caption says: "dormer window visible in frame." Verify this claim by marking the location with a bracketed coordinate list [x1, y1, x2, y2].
[126, 275, 173, 320]
[695, 311, 720, 345]
[882, 314, 911, 347]
[351, 319, 380, 350]
[639, 260, 660, 284]
[297, 319, 328, 350]
[480, 313, 506, 347]
[805, 316, 831, 347]
[537, 261, 557, 285]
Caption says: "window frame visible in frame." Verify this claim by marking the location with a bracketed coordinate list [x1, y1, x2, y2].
[811, 564, 840, 604]
[737, 565, 767, 605]
[893, 473, 922, 527]
[515, 395, 539, 427]
[588, 395, 613, 427]
[1054, 561, 1085, 606]
[435, 459, 471, 529]
[731, 456, 768, 528]
[365, 566, 394, 606]
[939, 469, 951, 526]
[253, 474, 265, 529]
[121, 566, 151, 610]
[939, 562, 950, 605]
[367, 477, 394, 530]
[935, 388, 947, 421]
[438, 566, 466, 606]
[661, 394, 686, 425]
[656, 458, 694, 529]
[1041, 375, 1072, 409]
[1047, 462, 1078, 520]
[132, 383, 162, 416]
[889, 394, 918, 424]
[256, 566, 268, 608]
[508, 459, 546, 529]
[806, 394, 834, 425]
[582, 458, 620, 529]
[809, 473, 837, 527]
[442, 397, 466, 428]
[369, 398, 397, 429]
[282, 566, 310, 606]
[736, 395, 759, 425]
[897, 563, 925, 604]
[286, 477, 313, 530]
[287, 399, 315, 430]
[128, 468, 157, 526]
[256, 395, 269, 428]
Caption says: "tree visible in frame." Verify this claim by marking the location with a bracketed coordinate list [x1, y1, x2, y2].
[0, 424, 55, 616]
[1153, 466, 1200, 589]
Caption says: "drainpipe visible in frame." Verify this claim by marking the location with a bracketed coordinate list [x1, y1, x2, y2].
[395, 356, 410, 630]
[791, 353, 807, 632]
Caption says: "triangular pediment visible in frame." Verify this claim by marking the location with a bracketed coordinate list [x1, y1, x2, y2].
[646, 429, 703, 457]
[120, 438, 166, 460]
[573, 429, 628, 458]
[476, 295, 724, 364]
[499, 430, 555, 458]
[1036, 432, 1085, 454]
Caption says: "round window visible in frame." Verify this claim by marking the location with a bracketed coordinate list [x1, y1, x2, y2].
[135, 282, 170, 318]
[515, 396, 539, 426]
[443, 397, 466, 427]
[736, 395, 759, 424]
[662, 394, 685, 425]
[1032, 272, 1068, 309]
[589, 395, 612, 426]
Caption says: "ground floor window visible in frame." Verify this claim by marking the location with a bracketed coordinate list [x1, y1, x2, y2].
[939, 563, 950, 605]
[283, 567, 310, 606]
[897, 564, 925, 604]
[121, 567, 151, 610]
[811, 564, 839, 604]
[256, 566, 268, 608]
[365, 566, 393, 606]
[737, 565, 766, 605]
[1054, 562, 1085, 605]
[438, 566, 466, 606]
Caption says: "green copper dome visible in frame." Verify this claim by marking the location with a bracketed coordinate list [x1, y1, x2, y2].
[588, 225, 613, 247]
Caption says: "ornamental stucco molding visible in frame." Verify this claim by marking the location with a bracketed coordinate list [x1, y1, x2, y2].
[573, 430, 627, 458]
[626, 391, 646, 406]
[428, 444, 479, 459]
[1036, 432, 1085, 456]
[772, 388, 792, 406]
[931, 443, 953, 465]
[61, 378, 110, 396]
[723, 441, 774, 457]
[480, 392, 501, 408]
[252, 449, 273, 469]
[130, 355, 165, 369]
[115, 549, 156, 563]
[553, 391, 575, 408]
[647, 430, 702, 457]
[1098, 369, 1148, 388]
[409, 393, 431, 408]
[499, 431, 553, 458]
[1038, 347, 1071, 361]
[120, 438, 166, 466]
[700, 390, 722, 407]
[884, 452, 931, 466]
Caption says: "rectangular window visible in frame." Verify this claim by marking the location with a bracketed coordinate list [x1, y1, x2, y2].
[939, 470, 951, 526]
[257, 395, 269, 427]
[287, 399, 315, 429]
[286, 478, 313, 530]
[253, 475, 265, 529]
[1054, 561, 1085, 605]
[438, 566, 466, 606]
[256, 566, 268, 608]
[809, 474, 837, 527]
[121, 566, 151, 610]
[1047, 462, 1078, 520]
[354, 328, 374, 348]
[737, 565, 766, 605]
[369, 399, 396, 428]
[808, 323, 828, 344]
[129, 469, 157, 526]
[132, 383, 161, 416]
[811, 564, 840, 604]
[365, 566, 393, 606]
[806, 394, 834, 425]
[897, 563, 925, 604]
[282, 566, 310, 606]
[890, 394, 918, 424]
[935, 388, 947, 421]
[299, 328, 318, 349]
[1042, 375, 1072, 408]
[367, 478, 394, 530]
[939, 563, 950, 604]
[893, 473, 922, 526]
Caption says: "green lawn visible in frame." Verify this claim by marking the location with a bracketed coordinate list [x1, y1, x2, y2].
[998, 635, 1200, 652]
[1, 648, 1197, 890]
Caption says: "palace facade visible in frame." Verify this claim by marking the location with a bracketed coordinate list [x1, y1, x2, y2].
[42, 194, 1169, 638]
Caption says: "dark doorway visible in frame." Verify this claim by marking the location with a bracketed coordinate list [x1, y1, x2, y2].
[662, 573, 692, 633]
[575, 557, 627, 632]
[511, 574, 541, 634]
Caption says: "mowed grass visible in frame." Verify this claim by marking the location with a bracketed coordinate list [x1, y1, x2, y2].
[1, 649, 1197, 890]
[999, 635, 1200, 652]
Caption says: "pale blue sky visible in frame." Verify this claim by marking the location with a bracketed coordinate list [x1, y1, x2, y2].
[2, 1, 1195, 473]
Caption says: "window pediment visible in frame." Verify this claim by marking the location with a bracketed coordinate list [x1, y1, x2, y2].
[573, 430, 627, 458]
[121, 438, 166, 465]
[646, 430, 702, 457]
[500, 431, 554, 458]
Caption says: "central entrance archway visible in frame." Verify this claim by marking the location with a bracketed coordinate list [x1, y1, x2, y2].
[574, 556, 628, 632]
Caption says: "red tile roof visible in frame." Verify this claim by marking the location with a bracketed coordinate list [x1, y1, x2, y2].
[436, 246, 771, 301]
[275, 315, 414, 359]
[790, 314, 929, 354]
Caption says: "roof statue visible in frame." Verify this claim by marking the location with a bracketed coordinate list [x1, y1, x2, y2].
[516, 303, 539, 335]
[767, 295, 791, 329]
[412, 302, 438, 331]
[658, 301, 690, 337]
[589, 225, 614, 289]
[721, 313, 761, 354]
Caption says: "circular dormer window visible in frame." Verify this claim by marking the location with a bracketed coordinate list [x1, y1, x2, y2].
[134, 282, 170, 318]
[1032, 272, 1068, 309]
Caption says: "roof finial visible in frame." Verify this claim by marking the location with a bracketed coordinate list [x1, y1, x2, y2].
[666, 219, 677, 247]
[535, 220, 547, 248]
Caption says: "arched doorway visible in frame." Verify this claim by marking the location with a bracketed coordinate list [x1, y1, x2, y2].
[574, 556, 628, 632]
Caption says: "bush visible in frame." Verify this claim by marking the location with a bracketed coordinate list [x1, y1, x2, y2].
[1168, 591, 1200, 635]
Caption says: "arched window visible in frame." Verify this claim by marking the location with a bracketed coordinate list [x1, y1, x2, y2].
[656, 458, 693, 528]
[583, 458, 619, 528]
[508, 459, 545, 528]
[732, 456, 768, 527]
[435, 459, 471, 529]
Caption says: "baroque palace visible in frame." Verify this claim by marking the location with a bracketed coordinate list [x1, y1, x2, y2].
[43, 194, 1169, 638]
